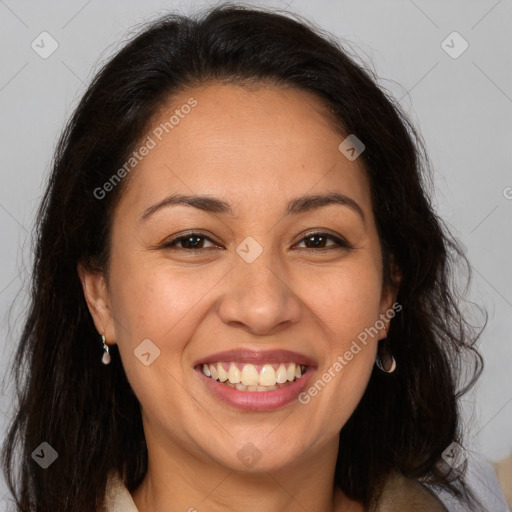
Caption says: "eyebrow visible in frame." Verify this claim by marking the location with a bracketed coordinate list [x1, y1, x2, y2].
[140, 192, 365, 223]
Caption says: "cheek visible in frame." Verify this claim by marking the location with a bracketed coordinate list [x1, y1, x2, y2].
[107, 253, 225, 355]
[107, 259, 216, 423]
[295, 261, 381, 422]
[297, 261, 383, 342]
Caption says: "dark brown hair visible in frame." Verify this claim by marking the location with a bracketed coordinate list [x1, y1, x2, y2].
[2, 4, 485, 511]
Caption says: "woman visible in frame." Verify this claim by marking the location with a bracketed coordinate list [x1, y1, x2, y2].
[1, 4, 486, 511]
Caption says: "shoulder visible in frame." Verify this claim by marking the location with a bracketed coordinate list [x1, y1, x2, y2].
[370, 470, 448, 512]
[102, 469, 139, 512]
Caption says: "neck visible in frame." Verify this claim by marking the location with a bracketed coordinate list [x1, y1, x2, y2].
[131, 422, 363, 512]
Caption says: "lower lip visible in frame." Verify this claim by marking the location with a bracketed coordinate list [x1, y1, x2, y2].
[195, 366, 315, 412]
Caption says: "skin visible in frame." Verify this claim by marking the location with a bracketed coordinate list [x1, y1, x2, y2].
[79, 83, 399, 512]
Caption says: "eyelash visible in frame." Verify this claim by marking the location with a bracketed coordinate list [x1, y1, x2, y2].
[162, 231, 351, 252]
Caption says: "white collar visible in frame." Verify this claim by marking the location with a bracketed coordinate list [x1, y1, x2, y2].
[104, 469, 139, 512]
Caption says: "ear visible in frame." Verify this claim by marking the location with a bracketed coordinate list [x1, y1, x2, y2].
[378, 262, 402, 340]
[77, 263, 117, 345]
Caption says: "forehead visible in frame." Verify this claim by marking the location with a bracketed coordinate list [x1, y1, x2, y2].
[115, 83, 371, 219]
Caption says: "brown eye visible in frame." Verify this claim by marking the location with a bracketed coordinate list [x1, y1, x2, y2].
[164, 233, 217, 250]
[296, 232, 350, 250]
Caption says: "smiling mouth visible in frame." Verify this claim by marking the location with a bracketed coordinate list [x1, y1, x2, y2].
[200, 362, 307, 392]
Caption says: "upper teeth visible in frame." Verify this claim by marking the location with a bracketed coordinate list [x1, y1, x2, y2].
[202, 362, 306, 387]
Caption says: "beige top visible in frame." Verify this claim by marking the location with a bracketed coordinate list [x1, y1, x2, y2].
[103, 469, 448, 511]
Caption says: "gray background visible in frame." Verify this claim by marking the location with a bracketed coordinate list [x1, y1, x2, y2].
[1, 0, 511, 508]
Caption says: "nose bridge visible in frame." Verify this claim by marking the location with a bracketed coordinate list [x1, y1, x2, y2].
[237, 242, 279, 291]
[235, 236, 286, 303]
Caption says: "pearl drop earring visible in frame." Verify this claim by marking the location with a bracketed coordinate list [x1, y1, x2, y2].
[101, 334, 111, 365]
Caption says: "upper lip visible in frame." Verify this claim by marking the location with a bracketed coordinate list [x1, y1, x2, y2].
[194, 348, 317, 368]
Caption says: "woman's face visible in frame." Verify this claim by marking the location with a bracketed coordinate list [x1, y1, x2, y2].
[82, 83, 396, 473]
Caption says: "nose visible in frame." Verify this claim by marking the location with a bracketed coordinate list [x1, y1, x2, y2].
[216, 248, 302, 336]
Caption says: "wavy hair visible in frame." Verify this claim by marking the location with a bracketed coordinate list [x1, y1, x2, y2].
[2, 4, 485, 511]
